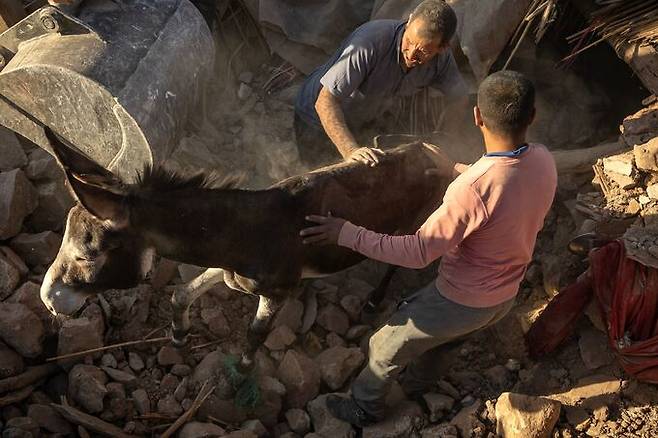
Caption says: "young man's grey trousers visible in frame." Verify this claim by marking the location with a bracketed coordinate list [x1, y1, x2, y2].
[351, 281, 515, 418]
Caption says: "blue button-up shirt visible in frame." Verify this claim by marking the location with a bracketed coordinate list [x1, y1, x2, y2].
[295, 19, 467, 129]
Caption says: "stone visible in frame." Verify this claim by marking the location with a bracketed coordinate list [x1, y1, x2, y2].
[27, 404, 72, 434]
[505, 358, 521, 372]
[199, 395, 248, 424]
[224, 431, 258, 438]
[132, 389, 151, 414]
[423, 393, 455, 422]
[5, 417, 39, 437]
[57, 317, 104, 365]
[0, 302, 44, 358]
[128, 352, 144, 371]
[578, 328, 614, 370]
[8, 283, 57, 337]
[325, 332, 346, 348]
[265, 325, 297, 351]
[174, 377, 188, 401]
[171, 364, 192, 377]
[238, 71, 254, 84]
[565, 405, 590, 430]
[484, 365, 512, 389]
[623, 103, 658, 137]
[307, 394, 356, 438]
[606, 171, 636, 189]
[242, 419, 267, 437]
[178, 264, 205, 282]
[315, 346, 365, 390]
[0, 253, 20, 300]
[179, 421, 226, 438]
[68, 364, 108, 414]
[634, 137, 658, 171]
[9, 232, 62, 266]
[420, 423, 459, 438]
[362, 401, 424, 438]
[157, 345, 185, 366]
[345, 325, 370, 341]
[190, 350, 226, 386]
[238, 83, 253, 100]
[101, 353, 117, 368]
[0, 246, 28, 277]
[316, 304, 349, 335]
[26, 180, 74, 232]
[602, 152, 635, 176]
[0, 169, 38, 240]
[451, 399, 484, 438]
[0, 127, 27, 171]
[200, 308, 230, 338]
[647, 183, 658, 200]
[25, 148, 60, 181]
[158, 394, 183, 416]
[102, 366, 136, 384]
[553, 374, 621, 408]
[285, 408, 311, 434]
[437, 379, 461, 399]
[339, 295, 362, 321]
[0, 341, 24, 378]
[277, 350, 321, 409]
[272, 298, 304, 333]
[259, 375, 286, 398]
[495, 392, 561, 438]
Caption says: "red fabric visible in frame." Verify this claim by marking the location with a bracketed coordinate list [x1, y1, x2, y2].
[527, 241, 658, 383]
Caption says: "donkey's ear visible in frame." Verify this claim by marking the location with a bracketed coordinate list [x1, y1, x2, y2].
[44, 127, 127, 224]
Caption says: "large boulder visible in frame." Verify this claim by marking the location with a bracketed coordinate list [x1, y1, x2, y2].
[314, 346, 365, 390]
[0, 302, 45, 358]
[276, 350, 321, 408]
[0, 169, 38, 240]
[495, 392, 561, 438]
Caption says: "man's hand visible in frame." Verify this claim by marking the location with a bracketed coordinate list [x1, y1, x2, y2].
[347, 147, 386, 167]
[300, 215, 347, 245]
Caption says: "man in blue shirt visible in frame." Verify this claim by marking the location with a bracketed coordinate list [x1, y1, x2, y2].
[294, 0, 468, 168]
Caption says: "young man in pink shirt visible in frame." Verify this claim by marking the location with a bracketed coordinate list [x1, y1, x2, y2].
[300, 70, 557, 426]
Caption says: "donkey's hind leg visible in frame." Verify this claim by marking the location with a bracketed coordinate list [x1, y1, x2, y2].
[170, 268, 226, 346]
[241, 295, 281, 368]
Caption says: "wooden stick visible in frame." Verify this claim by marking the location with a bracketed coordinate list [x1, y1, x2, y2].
[160, 381, 216, 438]
[0, 363, 59, 394]
[46, 337, 170, 362]
[51, 404, 136, 438]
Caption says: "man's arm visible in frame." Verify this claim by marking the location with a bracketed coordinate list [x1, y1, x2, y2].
[315, 87, 360, 158]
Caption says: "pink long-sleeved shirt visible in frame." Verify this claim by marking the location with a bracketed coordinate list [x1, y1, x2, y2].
[338, 143, 557, 308]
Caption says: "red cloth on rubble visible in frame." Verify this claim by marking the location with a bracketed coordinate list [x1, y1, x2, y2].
[526, 241, 658, 383]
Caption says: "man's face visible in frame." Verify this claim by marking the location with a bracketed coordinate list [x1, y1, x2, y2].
[401, 19, 444, 69]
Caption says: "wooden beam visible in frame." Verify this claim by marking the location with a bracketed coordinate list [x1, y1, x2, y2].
[0, 0, 26, 33]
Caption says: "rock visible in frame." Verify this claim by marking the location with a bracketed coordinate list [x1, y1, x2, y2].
[362, 400, 424, 438]
[307, 394, 356, 438]
[565, 405, 590, 431]
[7, 282, 56, 335]
[101, 354, 117, 368]
[345, 325, 370, 341]
[199, 395, 248, 424]
[0, 169, 38, 240]
[272, 298, 304, 333]
[505, 358, 521, 372]
[0, 252, 21, 299]
[602, 152, 635, 176]
[634, 137, 658, 171]
[495, 392, 561, 438]
[158, 394, 183, 416]
[315, 347, 364, 390]
[0, 246, 28, 277]
[259, 375, 286, 398]
[484, 365, 512, 389]
[190, 350, 226, 386]
[578, 327, 614, 370]
[277, 349, 321, 408]
[224, 431, 257, 438]
[25, 148, 59, 181]
[242, 419, 267, 437]
[420, 423, 459, 438]
[265, 325, 297, 351]
[0, 127, 27, 171]
[0, 302, 44, 358]
[171, 364, 192, 377]
[179, 421, 226, 438]
[178, 264, 205, 282]
[5, 417, 40, 437]
[606, 171, 636, 189]
[57, 317, 104, 365]
[174, 377, 188, 401]
[339, 295, 362, 321]
[647, 183, 658, 200]
[238, 83, 253, 100]
[0, 341, 24, 378]
[128, 352, 144, 371]
[451, 399, 484, 438]
[238, 71, 254, 84]
[325, 332, 346, 348]
[26, 180, 74, 232]
[9, 232, 62, 266]
[316, 304, 349, 335]
[157, 345, 185, 366]
[423, 393, 455, 422]
[200, 308, 230, 338]
[102, 366, 136, 384]
[27, 404, 72, 434]
[68, 364, 108, 413]
[553, 374, 621, 408]
[132, 388, 151, 414]
[285, 408, 311, 435]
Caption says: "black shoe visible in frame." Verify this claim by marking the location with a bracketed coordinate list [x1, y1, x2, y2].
[326, 394, 376, 428]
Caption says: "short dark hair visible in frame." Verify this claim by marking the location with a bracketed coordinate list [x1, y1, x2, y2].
[409, 0, 457, 43]
[477, 70, 536, 136]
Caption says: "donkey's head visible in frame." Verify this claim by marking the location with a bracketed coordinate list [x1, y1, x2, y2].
[40, 129, 153, 317]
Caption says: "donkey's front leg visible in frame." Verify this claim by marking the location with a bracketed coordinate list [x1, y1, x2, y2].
[170, 267, 226, 346]
[241, 295, 281, 368]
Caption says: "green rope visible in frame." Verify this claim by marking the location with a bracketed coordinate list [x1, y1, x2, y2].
[222, 355, 261, 408]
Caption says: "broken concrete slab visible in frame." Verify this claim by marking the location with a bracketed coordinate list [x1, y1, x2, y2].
[0, 169, 38, 240]
[495, 392, 561, 438]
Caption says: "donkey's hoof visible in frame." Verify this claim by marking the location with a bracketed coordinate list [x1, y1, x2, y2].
[170, 334, 189, 348]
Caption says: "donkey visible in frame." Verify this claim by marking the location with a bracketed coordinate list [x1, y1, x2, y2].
[39, 128, 454, 364]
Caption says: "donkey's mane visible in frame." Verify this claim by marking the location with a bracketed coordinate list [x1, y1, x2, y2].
[135, 165, 243, 192]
